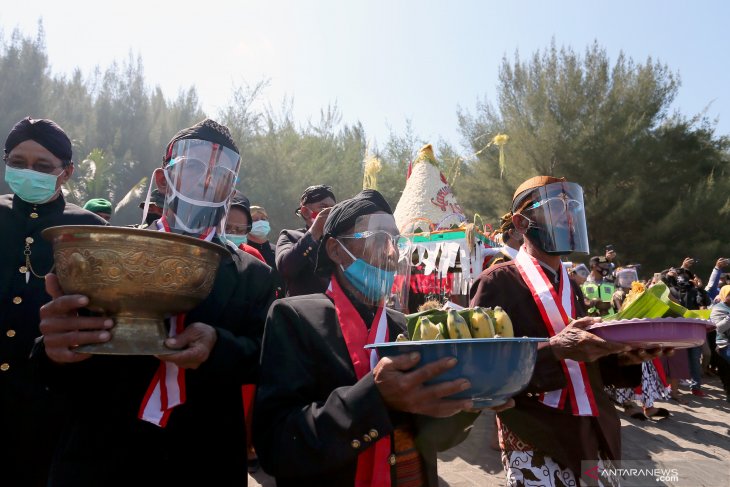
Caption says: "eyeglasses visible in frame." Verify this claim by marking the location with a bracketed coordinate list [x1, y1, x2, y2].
[4, 157, 65, 175]
[524, 195, 582, 214]
[339, 230, 402, 249]
[225, 224, 249, 235]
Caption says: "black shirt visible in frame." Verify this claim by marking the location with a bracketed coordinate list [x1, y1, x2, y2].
[0, 193, 106, 395]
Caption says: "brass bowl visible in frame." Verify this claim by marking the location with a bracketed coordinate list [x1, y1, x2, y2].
[42, 225, 228, 355]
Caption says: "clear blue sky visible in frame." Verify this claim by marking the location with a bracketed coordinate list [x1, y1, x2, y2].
[2, 0, 728, 151]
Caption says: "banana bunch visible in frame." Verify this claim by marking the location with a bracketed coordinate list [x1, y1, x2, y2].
[404, 307, 514, 341]
[470, 306, 514, 338]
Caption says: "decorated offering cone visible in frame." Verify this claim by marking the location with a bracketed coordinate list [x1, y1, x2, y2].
[393, 144, 465, 233]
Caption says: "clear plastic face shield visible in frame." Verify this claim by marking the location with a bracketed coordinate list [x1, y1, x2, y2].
[616, 268, 639, 289]
[336, 213, 402, 305]
[518, 181, 589, 255]
[162, 139, 241, 236]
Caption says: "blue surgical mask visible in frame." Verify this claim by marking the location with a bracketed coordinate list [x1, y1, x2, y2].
[227, 234, 247, 247]
[338, 240, 396, 302]
[250, 220, 271, 238]
[4, 165, 62, 204]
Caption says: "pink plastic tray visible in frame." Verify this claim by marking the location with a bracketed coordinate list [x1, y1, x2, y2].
[587, 317, 710, 349]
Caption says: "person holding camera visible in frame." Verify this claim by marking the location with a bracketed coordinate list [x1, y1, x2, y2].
[605, 244, 618, 272]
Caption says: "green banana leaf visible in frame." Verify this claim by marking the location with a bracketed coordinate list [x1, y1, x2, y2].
[685, 309, 711, 320]
[606, 283, 701, 321]
[406, 308, 473, 339]
[606, 284, 668, 321]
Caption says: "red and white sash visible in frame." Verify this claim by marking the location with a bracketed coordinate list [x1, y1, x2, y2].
[138, 217, 215, 427]
[326, 277, 392, 487]
[514, 248, 598, 417]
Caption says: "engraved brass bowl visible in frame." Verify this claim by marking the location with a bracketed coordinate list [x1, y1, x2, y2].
[42, 225, 227, 355]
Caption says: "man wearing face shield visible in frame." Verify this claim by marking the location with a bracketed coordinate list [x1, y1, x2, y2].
[470, 176, 666, 485]
[255, 190, 482, 487]
[0, 117, 107, 487]
[33, 119, 276, 486]
[151, 121, 242, 236]
[275, 184, 336, 296]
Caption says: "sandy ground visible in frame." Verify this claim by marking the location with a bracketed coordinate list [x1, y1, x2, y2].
[249, 377, 730, 486]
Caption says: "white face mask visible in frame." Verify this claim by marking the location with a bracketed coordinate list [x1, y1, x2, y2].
[250, 220, 271, 238]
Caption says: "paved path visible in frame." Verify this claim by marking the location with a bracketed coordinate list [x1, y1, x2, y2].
[250, 377, 730, 486]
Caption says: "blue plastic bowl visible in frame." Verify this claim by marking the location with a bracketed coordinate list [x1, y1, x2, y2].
[366, 337, 548, 408]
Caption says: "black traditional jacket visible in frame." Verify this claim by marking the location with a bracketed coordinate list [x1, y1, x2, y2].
[32, 231, 276, 487]
[254, 293, 478, 487]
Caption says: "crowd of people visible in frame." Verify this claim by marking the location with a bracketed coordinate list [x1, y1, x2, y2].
[2, 116, 728, 487]
[563, 250, 730, 407]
